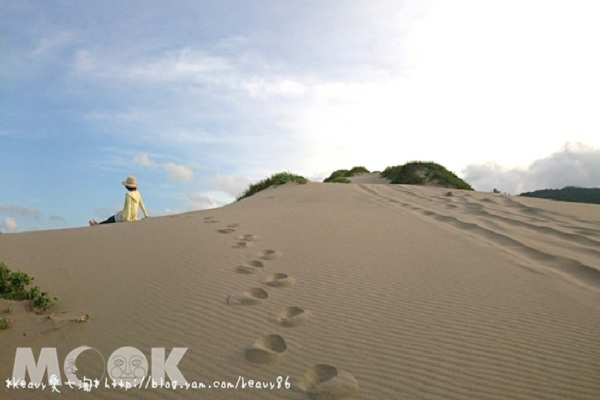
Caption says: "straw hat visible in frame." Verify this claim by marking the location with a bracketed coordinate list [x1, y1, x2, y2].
[122, 176, 138, 188]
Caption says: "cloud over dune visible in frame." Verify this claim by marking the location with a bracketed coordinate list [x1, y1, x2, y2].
[463, 144, 600, 194]
[187, 193, 219, 210]
[0, 205, 40, 219]
[133, 154, 194, 184]
[163, 163, 194, 183]
[1, 217, 18, 233]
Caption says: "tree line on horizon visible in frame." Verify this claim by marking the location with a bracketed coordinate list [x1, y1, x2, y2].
[519, 187, 600, 205]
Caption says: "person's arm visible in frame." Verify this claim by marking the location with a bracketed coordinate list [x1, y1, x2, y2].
[122, 193, 133, 222]
[139, 196, 149, 218]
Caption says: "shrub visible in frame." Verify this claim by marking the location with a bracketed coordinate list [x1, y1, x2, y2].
[403, 172, 425, 185]
[323, 169, 350, 183]
[237, 172, 309, 201]
[380, 162, 473, 190]
[0, 262, 56, 313]
[0, 262, 33, 300]
[26, 286, 57, 313]
[0, 316, 13, 330]
[323, 166, 370, 182]
[381, 165, 403, 180]
[348, 166, 370, 175]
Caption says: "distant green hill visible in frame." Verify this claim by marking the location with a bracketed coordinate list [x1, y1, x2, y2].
[381, 162, 473, 190]
[519, 187, 600, 204]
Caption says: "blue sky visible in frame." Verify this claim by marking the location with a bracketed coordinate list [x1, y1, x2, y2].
[2, 0, 600, 232]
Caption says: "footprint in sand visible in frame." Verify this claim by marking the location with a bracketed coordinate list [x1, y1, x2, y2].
[270, 306, 309, 327]
[217, 228, 236, 234]
[233, 241, 253, 249]
[236, 234, 261, 242]
[228, 223, 240, 228]
[265, 273, 295, 288]
[204, 217, 219, 223]
[245, 334, 287, 364]
[259, 249, 282, 260]
[227, 288, 268, 305]
[236, 260, 265, 274]
[298, 364, 359, 400]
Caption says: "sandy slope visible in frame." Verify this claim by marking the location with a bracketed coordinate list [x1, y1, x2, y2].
[1, 182, 599, 399]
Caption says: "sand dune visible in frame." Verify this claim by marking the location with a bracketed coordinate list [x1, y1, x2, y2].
[1, 181, 599, 399]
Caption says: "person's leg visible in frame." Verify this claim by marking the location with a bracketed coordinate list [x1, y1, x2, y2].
[99, 215, 116, 224]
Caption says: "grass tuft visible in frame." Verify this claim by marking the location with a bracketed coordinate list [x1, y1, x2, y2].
[26, 286, 57, 313]
[323, 166, 370, 183]
[237, 172, 309, 201]
[381, 162, 473, 190]
[0, 261, 57, 316]
[0, 262, 32, 300]
[0, 316, 13, 330]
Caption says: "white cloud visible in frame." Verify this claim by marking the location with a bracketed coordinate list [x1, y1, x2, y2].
[400, 0, 600, 164]
[289, 0, 600, 176]
[75, 48, 233, 84]
[31, 31, 76, 59]
[211, 175, 250, 198]
[0, 204, 40, 219]
[163, 162, 194, 183]
[187, 193, 219, 210]
[463, 144, 600, 193]
[1, 217, 18, 233]
[132, 153, 158, 169]
[241, 78, 309, 100]
[132, 154, 194, 184]
[309, 171, 331, 183]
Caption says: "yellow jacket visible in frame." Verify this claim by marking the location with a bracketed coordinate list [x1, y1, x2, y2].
[122, 191, 148, 222]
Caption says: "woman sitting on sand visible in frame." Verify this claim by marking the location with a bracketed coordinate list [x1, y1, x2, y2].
[89, 176, 149, 226]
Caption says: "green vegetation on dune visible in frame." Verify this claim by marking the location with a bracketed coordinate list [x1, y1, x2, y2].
[323, 166, 370, 183]
[329, 177, 351, 183]
[0, 263, 32, 300]
[237, 172, 309, 201]
[237, 162, 471, 201]
[381, 162, 473, 190]
[348, 166, 370, 175]
[0, 315, 12, 330]
[0, 261, 56, 317]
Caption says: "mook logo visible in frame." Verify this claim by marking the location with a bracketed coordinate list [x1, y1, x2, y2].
[10, 346, 187, 390]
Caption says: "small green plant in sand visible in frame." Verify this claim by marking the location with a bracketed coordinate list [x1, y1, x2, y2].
[26, 286, 57, 313]
[0, 261, 56, 315]
[0, 298, 14, 330]
[323, 166, 370, 183]
[0, 262, 32, 300]
[237, 172, 309, 201]
[0, 316, 13, 330]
